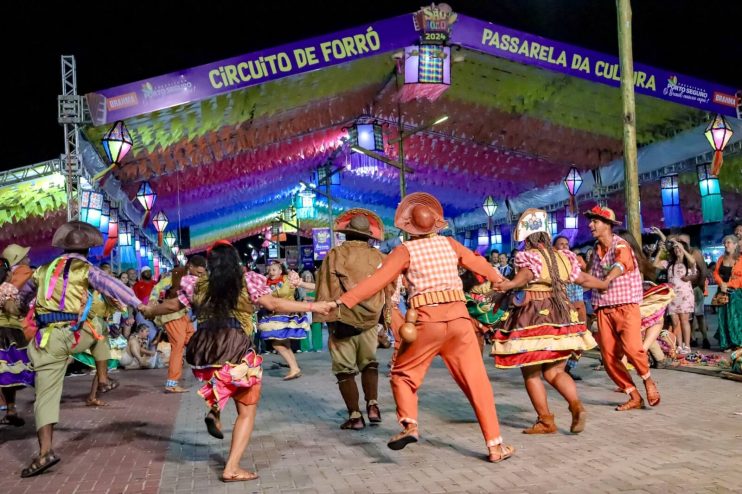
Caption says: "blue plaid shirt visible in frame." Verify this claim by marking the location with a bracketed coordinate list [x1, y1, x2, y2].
[566, 282, 583, 303]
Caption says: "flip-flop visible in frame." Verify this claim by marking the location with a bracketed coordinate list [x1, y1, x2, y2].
[283, 371, 302, 381]
[99, 379, 120, 394]
[164, 386, 189, 393]
[85, 398, 107, 407]
[20, 451, 60, 478]
[0, 414, 25, 427]
[220, 471, 259, 483]
[204, 411, 224, 439]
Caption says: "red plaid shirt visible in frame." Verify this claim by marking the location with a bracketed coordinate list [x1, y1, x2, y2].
[591, 235, 643, 308]
[403, 236, 463, 298]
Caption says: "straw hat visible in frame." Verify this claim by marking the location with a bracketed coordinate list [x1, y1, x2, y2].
[1, 244, 30, 266]
[334, 208, 384, 241]
[394, 192, 447, 236]
[51, 221, 104, 250]
[584, 205, 621, 226]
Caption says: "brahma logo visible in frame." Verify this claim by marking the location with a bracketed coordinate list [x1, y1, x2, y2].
[141, 76, 194, 101]
[712, 91, 739, 108]
[662, 75, 709, 104]
[106, 92, 138, 111]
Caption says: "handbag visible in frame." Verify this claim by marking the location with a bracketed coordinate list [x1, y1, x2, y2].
[330, 321, 363, 338]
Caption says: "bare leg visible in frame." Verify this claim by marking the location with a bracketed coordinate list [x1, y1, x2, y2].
[38, 424, 54, 455]
[222, 401, 258, 480]
[670, 314, 682, 349]
[521, 365, 550, 417]
[680, 313, 692, 348]
[542, 360, 579, 404]
[643, 323, 663, 351]
[272, 340, 300, 376]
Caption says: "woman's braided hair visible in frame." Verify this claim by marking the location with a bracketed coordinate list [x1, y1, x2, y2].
[527, 231, 571, 321]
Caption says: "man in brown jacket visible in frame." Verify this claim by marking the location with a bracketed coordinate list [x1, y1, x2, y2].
[314, 209, 394, 430]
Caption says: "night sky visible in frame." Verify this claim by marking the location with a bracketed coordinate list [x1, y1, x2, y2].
[2, 0, 740, 171]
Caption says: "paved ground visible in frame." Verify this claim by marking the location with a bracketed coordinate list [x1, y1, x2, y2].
[2, 349, 741, 494]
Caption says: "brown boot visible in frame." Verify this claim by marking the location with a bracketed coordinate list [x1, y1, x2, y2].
[568, 401, 586, 433]
[616, 390, 644, 411]
[523, 414, 557, 434]
[367, 403, 381, 423]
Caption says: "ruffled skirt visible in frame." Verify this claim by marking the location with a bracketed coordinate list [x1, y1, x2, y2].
[257, 313, 309, 340]
[0, 326, 34, 388]
[492, 292, 596, 369]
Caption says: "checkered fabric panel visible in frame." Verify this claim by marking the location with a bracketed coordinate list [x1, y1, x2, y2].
[403, 236, 463, 298]
[591, 235, 643, 307]
[418, 45, 444, 83]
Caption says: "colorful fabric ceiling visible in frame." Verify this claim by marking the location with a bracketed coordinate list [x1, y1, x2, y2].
[81, 19, 735, 251]
[0, 173, 68, 264]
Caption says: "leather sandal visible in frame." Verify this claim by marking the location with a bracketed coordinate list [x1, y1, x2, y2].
[388, 425, 419, 450]
[644, 380, 660, 407]
[204, 409, 224, 439]
[220, 471, 259, 483]
[616, 396, 644, 411]
[367, 403, 381, 423]
[340, 415, 366, 430]
[20, 451, 60, 478]
[98, 379, 119, 393]
[85, 398, 107, 407]
[487, 443, 515, 463]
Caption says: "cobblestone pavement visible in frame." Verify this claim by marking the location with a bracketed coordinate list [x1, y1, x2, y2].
[2, 349, 741, 494]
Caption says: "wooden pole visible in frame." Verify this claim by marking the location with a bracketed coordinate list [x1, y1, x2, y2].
[617, 0, 642, 246]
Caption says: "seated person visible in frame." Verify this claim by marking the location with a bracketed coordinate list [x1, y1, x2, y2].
[119, 325, 161, 369]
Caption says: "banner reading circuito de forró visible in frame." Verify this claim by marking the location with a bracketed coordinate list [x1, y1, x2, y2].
[86, 14, 418, 126]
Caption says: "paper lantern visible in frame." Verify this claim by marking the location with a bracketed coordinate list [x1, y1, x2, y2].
[698, 163, 723, 223]
[79, 190, 103, 228]
[705, 114, 734, 175]
[152, 211, 168, 246]
[563, 167, 583, 213]
[547, 213, 558, 236]
[163, 231, 177, 249]
[565, 208, 578, 230]
[349, 122, 384, 152]
[99, 200, 110, 235]
[660, 174, 684, 228]
[118, 221, 132, 246]
[94, 120, 134, 182]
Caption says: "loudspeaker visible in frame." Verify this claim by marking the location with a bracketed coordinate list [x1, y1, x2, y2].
[178, 226, 191, 249]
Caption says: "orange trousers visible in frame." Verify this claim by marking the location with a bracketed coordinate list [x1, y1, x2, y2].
[164, 315, 195, 383]
[596, 303, 650, 393]
[390, 316, 502, 446]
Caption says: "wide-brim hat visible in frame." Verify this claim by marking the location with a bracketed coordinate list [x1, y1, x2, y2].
[1, 244, 30, 266]
[334, 208, 384, 241]
[52, 221, 104, 250]
[394, 192, 447, 236]
[515, 208, 549, 242]
[584, 205, 621, 226]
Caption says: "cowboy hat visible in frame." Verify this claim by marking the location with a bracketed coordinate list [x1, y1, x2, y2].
[515, 209, 549, 242]
[334, 208, 384, 241]
[584, 205, 621, 226]
[1, 244, 30, 266]
[394, 192, 447, 236]
[52, 221, 104, 250]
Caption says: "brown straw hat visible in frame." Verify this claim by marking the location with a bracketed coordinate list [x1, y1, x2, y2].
[52, 221, 104, 250]
[394, 192, 447, 236]
[334, 208, 384, 241]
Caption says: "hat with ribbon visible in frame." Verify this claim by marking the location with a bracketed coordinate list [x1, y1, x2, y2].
[584, 205, 621, 226]
[394, 192, 448, 236]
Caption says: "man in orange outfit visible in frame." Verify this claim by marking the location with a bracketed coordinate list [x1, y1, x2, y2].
[586, 205, 660, 410]
[150, 255, 207, 392]
[328, 193, 514, 463]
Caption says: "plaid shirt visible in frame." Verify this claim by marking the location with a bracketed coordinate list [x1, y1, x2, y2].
[591, 235, 643, 308]
[403, 236, 463, 298]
